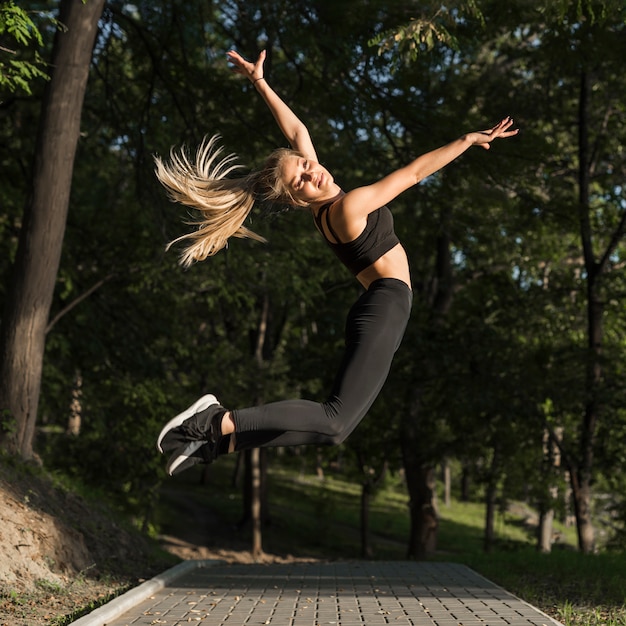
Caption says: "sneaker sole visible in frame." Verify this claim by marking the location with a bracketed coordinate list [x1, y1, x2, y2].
[156, 394, 218, 453]
[166, 440, 204, 476]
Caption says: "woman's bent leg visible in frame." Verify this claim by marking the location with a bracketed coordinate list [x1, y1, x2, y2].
[232, 279, 412, 451]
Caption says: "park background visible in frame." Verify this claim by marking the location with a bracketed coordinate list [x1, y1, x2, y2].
[0, 0, 625, 624]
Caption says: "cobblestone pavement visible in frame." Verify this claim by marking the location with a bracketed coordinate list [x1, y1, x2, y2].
[70, 560, 562, 626]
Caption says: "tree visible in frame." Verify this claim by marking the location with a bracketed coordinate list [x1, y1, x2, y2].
[557, 7, 626, 553]
[0, 0, 105, 459]
[368, 0, 626, 555]
[508, 0, 626, 553]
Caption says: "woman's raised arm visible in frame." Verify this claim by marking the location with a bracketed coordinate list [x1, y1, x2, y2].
[227, 50, 317, 162]
[338, 117, 519, 222]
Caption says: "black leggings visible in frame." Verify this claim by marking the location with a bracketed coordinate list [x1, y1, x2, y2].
[231, 278, 412, 451]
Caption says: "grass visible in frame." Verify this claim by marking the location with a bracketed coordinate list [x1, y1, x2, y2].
[162, 454, 626, 626]
[462, 550, 626, 626]
[48, 586, 134, 626]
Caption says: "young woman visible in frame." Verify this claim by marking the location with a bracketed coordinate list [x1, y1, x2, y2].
[155, 49, 518, 476]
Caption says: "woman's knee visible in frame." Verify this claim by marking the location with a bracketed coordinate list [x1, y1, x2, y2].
[323, 419, 357, 446]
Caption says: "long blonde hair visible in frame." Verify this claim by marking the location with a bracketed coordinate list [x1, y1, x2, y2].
[155, 135, 304, 267]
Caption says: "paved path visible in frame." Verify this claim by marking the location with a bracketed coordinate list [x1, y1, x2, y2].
[70, 560, 562, 626]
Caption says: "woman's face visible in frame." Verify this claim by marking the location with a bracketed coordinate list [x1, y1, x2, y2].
[281, 156, 339, 206]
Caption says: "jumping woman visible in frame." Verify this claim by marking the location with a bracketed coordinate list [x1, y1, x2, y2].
[155, 49, 519, 475]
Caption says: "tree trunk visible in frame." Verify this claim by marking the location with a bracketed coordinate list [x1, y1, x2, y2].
[238, 291, 271, 554]
[442, 459, 451, 507]
[483, 444, 501, 553]
[538, 507, 555, 553]
[538, 427, 562, 553]
[238, 448, 268, 530]
[484, 487, 496, 553]
[405, 463, 438, 559]
[460, 462, 471, 502]
[400, 212, 452, 559]
[401, 413, 438, 559]
[570, 468, 595, 553]
[360, 482, 373, 558]
[250, 447, 264, 559]
[0, 0, 105, 459]
[66, 370, 82, 436]
[573, 69, 600, 554]
[356, 452, 387, 558]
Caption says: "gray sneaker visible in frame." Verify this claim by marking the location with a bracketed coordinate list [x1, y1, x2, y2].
[166, 440, 213, 475]
[165, 401, 229, 475]
[156, 394, 219, 453]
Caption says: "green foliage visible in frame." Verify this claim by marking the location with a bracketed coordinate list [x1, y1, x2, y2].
[538, 0, 626, 25]
[368, 1, 485, 65]
[0, 2, 43, 48]
[0, 1, 49, 95]
[0, 407, 16, 436]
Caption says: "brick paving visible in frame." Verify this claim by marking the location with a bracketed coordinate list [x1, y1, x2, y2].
[70, 560, 562, 626]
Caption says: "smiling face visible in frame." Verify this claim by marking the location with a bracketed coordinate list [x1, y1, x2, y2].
[280, 156, 340, 206]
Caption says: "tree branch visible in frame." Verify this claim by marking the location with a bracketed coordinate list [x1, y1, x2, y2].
[597, 210, 626, 276]
[46, 274, 115, 334]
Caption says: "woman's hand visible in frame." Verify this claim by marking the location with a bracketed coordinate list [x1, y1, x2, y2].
[467, 116, 519, 150]
[227, 49, 266, 83]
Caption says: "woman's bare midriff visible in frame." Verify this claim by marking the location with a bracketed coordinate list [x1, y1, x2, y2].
[356, 243, 411, 290]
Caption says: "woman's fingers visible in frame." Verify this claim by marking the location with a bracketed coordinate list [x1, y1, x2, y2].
[227, 49, 266, 80]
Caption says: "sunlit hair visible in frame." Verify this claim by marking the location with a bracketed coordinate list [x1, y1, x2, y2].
[255, 147, 309, 208]
[154, 135, 306, 267]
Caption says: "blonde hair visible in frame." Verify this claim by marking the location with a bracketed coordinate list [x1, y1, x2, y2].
[155, 135, 305, 267]
[255, 147, 308, 208]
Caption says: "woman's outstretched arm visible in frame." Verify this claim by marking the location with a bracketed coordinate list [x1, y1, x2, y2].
[227, 50, 317, 162]
[338, 117, 519, 223]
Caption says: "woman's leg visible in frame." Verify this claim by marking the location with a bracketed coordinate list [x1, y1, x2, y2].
[231, 278, 412, 451]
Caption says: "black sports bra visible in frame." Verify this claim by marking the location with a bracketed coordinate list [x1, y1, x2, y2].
[314, 202, 400, 276]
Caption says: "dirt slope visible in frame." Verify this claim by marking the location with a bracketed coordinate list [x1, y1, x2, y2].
[0, 462, 171, 625]
[0, 461, 309, 625]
